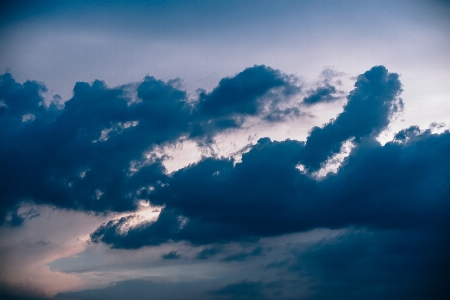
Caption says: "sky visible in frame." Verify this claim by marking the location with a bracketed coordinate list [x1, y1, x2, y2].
[0, 0, 449, 299]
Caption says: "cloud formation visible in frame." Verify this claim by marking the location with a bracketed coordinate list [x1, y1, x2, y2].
[0, 65, 299, 225]
[302, 85, 338, 105]
[300, 66, 403, 170]
[293, 228, 450, 300]
[2, 65, 449, 299]
[93, 128, 449, 246]
[90, 65, 446, 249]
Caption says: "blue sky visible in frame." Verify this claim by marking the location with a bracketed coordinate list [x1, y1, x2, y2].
[0, 1, 449, 299]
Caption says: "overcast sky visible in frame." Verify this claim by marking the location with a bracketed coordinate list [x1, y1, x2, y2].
[1, 1, 449, 299]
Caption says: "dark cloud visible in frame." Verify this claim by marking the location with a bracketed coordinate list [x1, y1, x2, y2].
[209, 280, 264, 299]
[3, 65, 449, 298]
[264, 259, 290, 270]
[222, 247, 263, 262]
[302, 85, 339, 105]
[208, 279, 294, 300]
[0, 282, 49, 300]
[57, 278, 206, 300]
[0, 73, 48, 119]
[196, 247, 222, 260]
[300, 65, 404, 170]
[162, 251, 181, 260]
[292, 229, 450, 300]
[0, 65, 299, 224]
[1, 73, 180, 220]
[58, 278, 286, 300]
[90, 137, 307, 247]
[197, 65, 298, 118]
[4, 206, 41, 227]
[262, 106, 301, 122]
[393, 125, 422, 142]
[93, 129, 450, 247]
[191, 65, 301, 140]
[90, 66, 449, 249]
[90, 210, 182, 248]
[301, 67, 345, 106]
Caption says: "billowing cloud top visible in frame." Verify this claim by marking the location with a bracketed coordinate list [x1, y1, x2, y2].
[1, 65, 449, 252]
[2, 64, 450, 300]
[0, 65, 299, 224]
[90, 66, 449, 250]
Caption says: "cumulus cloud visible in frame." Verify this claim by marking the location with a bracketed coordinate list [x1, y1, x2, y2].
[302, 85, 339, 105]
[92, 128, 450, 246]
[300, 65, 404, 170]
[197, 65, 298, 118]
[2, 65, 449, 299]
[0, 65, 301, 224]
[192, 65, 301, 140]
[89, 66, 447, 249]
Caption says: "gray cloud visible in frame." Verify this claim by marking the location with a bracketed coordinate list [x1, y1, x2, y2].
[0, 65, 300, 225]
[2, 64, 449, 299]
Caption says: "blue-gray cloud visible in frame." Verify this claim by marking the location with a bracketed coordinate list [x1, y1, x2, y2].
[302, 85, 339, 105]
[222, 247, 263, 262]
[192, 65, 300, 139]
[0, 65, 298, 225]
[300, 66, 403, 170]
[161, 251, 180, 260]
[292, 229, 450, 300]
[2, 65, 449, 299]
[196, 246, 222, 260]
[92, 127, 449, 246]
[91, 66, 434, 248]
[197, 65, 295, 117]
[209, 280, 264, 299]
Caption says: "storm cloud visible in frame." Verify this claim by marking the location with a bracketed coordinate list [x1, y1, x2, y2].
[1, 64, 449, 299]
[0, 65, 299, 224]
[90, 65, 446, 248]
